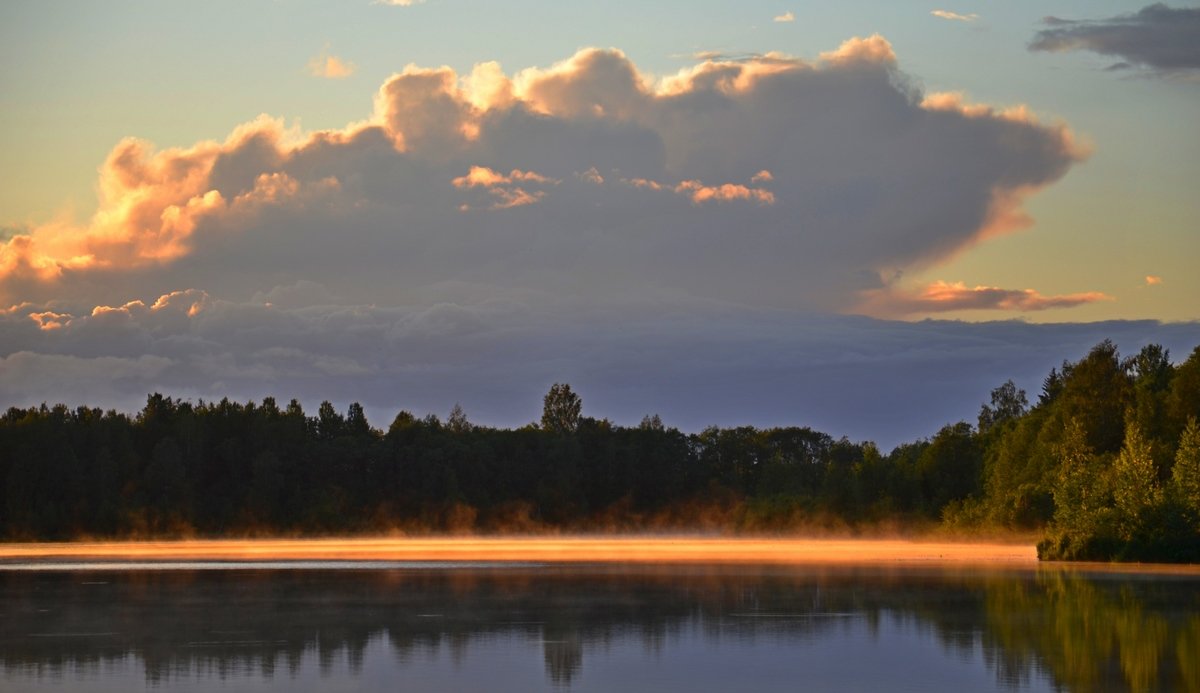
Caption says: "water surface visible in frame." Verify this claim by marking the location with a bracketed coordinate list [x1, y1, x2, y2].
[1, 561, 1197, 691]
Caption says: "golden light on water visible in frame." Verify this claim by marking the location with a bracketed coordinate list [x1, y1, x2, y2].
[0, 537, 1038, 565]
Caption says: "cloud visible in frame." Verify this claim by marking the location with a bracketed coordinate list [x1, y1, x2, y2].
[1145, 275, 1163, 286]
[308, 47, 356, 79]
[374, 0, 424, 5]
[0, 39, 1087, 319]
[817, 34, 897, 65]
[1030, 4, 1200, 73]
[452, 165, 559, 209]
[774, 11, 795, 23]
[0, 350, 174, 404]
[931, 10, 979, 22]
[621, 174, 775, 205]
[858, 280, 1113, 317]
[3, 291, 1198, 448]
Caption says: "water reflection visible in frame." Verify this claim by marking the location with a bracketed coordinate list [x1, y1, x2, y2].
[0, 564, 1197, 691]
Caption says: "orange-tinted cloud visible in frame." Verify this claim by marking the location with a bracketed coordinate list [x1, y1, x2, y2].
[308, 47, 356, 79]
[675, 180, 774, 205]
[452, 166, 558, 209]
[0, 40, 1084, 314]
[774, 12, 796, 23]
[819, 34, 897, 66]
[515, 48, 651, 120]
[620, 175, 774, 205]
[1145, 275, 1163, 286]
[858, 280, 1112, 317]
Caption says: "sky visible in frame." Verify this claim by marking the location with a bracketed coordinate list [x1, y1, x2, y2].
[1, 1, 1198, 447]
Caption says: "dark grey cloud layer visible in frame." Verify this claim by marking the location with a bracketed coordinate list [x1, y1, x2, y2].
[3, 294, 1197, 449]
[1031, 3, 1200, 73]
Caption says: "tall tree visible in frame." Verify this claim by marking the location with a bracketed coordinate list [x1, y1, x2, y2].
[447, 404, 471, 433]
[1049, 419, 1107, 543]
[978, 380, 1028, 434]
[1111, 422, 1161, 539]
[1173, 418, 1200, 515]
[541, 383, 582, 434]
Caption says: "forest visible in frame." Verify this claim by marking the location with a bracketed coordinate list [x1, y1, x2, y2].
[1, 340, 1198, 562]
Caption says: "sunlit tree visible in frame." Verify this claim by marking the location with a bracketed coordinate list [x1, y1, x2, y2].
[978, 380, 1028, 434]
[1111, 421, 1161, 539]
[1173, 418, 1200, 515]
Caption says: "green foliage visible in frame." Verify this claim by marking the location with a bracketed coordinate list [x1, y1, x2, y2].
[447, 403, 471, 433]
[917, 422, 981, 512]
[1039, 419, 1116, 559]
[1041, 413, 1200, 563]
[541, 383, 582, 434]
[978, 380, 1028, 434]
[3, 340, 1200, 563]
[1111, 422, 1162, 538]
[1173, 418, 1200, 515]
[1057, 340, 1131, 454]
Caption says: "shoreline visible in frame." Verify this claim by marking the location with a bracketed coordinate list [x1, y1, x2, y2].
[0, 536, 1039, 565]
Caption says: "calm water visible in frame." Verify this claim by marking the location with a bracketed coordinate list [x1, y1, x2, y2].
[1, 562, 1198, 692]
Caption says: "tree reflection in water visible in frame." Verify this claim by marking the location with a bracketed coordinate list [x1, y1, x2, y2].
[0, 564, 1197, 691]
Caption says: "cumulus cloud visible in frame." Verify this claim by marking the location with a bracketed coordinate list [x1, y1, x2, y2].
[308, 46, 356, 79]
[0, 38, 1088, 315]
[931, 10, 979, 22]
[452, 166, 558, 209]
[1030, 4, 1200, 73]
[1145, 275, 1163, 286]
[774, 11, 796, 23]
[858, 280, 1113, 317]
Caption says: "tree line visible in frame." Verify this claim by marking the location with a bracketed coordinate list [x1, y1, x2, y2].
[1, 341, 1198, 560]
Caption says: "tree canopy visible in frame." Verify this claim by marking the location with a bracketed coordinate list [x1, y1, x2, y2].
[2, 341, 1198, 561]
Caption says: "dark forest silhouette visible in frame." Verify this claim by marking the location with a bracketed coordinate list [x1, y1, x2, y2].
[2, 340, 1198, 561]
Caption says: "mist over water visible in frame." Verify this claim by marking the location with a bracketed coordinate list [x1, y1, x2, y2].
[2, 562, 1197, 692]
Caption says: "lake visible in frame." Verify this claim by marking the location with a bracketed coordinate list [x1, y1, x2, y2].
[1, 547, 1198, 691]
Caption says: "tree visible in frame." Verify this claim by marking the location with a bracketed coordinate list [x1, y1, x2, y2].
[447, 403, 471, 433]
[1050, 419, 1107, 539]
[1111, 422, 1161, 539]
[1168, 346, 1200, 433]
[145, 437, 188, 514]
[1039, 367, 1064, 407]
[978, 380, 1028, 434]
[1039, 419, 1114, 560]
[1058, 341, 1131, 454]
[346, 402, 372, 436]
[1173, 418, 1200, 515]
[541, 383, 581, 434]
[916, 421, 981, 513]
[316, 401, 343, 440]
[1125, 344, 1172, 392]
[639, 414, 664, 431]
